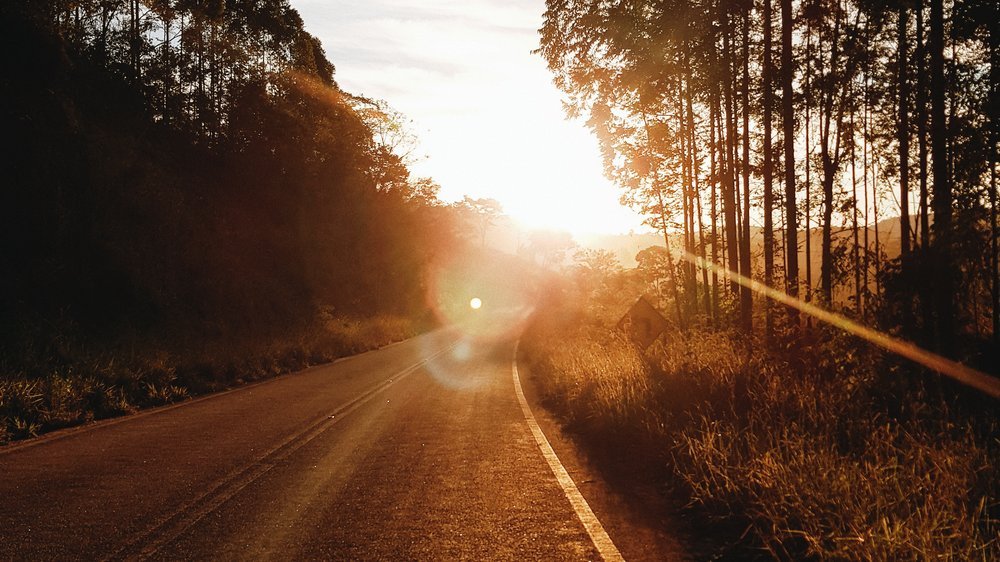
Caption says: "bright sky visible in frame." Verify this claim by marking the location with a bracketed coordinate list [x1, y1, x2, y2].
[293, 0, 646, 235]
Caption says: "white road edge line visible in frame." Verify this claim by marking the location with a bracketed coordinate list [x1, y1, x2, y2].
[511, 341, 625, 562]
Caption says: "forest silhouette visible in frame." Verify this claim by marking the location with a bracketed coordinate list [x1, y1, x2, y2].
[538, 0, 999, 367]
[0, 1, 519, 440]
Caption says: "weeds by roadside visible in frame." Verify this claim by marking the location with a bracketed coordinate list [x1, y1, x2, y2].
[0, 313, 419, 444]
[522, 303, 1000, 560]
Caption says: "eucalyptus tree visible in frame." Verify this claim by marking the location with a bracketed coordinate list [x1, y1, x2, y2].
[928, 0, 953, 352]
[781, 0, 800, 325]
[539, 0, 749, 329]
[762, 0, 776, 342]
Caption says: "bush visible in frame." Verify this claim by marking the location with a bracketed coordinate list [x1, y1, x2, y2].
[522, 305, 1000, 560]
[0, 313, 420, 444]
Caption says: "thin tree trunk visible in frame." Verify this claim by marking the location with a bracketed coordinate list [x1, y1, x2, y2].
[874, 145, 882, 301]
[717, 100, 730, 281]
[722, 4, 742, 310]
[819, 3, 843, 307]
[678, 77, 695, 315]
[916, 0, 930, 250]
[898, 5, 912, 266]
[710, 89, 721, 323]
[851, 100, 861, 315]
[163, 11, 173, 123]
[929, 0, 952, 354]
[686, 57, 712, 323]
[762, 0, 776, 343]
[805, 19, 814, 314]
[991, 19, 999, 341]
[682, 74, 699, 316]
[863, 67, 872, 321]
[643, 114, 687, 331]
[740, 2, 753, 335]
[781, 0, 800, 324]
[130, 0, 140, 79]
[658, 192, 686, 332]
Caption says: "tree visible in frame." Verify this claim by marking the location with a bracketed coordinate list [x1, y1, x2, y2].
[929, 0, 953, 353]
[527, 230, 576, 268]
[762, 0, 776, 343]
[536, 0, 998, 349]
[454, 196, 503, 248]
[781, 0, 800, 325]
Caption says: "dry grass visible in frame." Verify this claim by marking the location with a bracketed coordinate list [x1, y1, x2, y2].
[0, 312, 418, 444]
[523, 308, 1000, 560]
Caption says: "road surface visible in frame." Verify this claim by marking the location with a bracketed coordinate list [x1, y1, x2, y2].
[0, 328, 678, 560]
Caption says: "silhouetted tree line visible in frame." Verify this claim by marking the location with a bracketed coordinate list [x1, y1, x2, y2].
[0, 1, 461, 347]
[539, 0, 998, 366]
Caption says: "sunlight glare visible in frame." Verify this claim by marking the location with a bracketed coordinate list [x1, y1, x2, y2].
[680, 251, 1000, 399]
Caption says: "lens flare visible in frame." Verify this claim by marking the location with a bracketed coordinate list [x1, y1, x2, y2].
[424, 253, 535, 343]
[676, 250, 1000, 399]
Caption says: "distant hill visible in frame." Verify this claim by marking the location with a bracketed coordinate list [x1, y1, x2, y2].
[481, 215, 925, 278]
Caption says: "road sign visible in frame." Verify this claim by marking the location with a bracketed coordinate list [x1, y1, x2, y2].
[616, 296, 669, 349]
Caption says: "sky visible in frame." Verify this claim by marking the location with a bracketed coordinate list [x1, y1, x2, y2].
[292, 0, 647, 235]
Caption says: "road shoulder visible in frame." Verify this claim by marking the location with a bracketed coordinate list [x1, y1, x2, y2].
[515, 346, 694, 562]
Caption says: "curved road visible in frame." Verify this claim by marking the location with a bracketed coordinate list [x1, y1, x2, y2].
[0, 329, 659, 560]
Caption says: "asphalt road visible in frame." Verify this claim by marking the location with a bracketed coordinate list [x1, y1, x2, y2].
[0, 328, 654, 560]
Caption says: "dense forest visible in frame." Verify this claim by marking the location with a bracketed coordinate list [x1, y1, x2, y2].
[539, 0, 998, 366]
[0, 1, 489, 440]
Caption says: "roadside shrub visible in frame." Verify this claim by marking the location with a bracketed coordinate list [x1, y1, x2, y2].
[0, 313, 420, 444]
[0, 379, 43, 424]
[527, 328, 651, 429]
[523, 304, 1000, 560]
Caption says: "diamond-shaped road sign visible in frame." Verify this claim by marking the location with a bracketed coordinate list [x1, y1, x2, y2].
[616, 296, 670, 349]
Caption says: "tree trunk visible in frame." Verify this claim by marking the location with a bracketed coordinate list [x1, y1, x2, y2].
[722, 4, 742, 310]
[710, 88, 721, 323]
[805, 18, 814, 315]
[762, 0, 775, 343]
[991, 15, 999, 341]
[916, 0, 930, 250]
[819, 4, 843, 307]
[740, 2, 753, 334]
[678, 72, 698, 316]
[898, 5, 911, 266]
[686, 56, 712, 323]
[850, 105, 861, 317]
[929, 0, 953, 354]
[643, 114, 686, 331]
[781, 0, 799, 324]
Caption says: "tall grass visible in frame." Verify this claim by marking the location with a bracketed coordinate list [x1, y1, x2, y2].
[0, 312, 419, 444]
[523, 308, 999, 560]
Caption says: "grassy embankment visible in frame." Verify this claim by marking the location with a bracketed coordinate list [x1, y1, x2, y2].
[0, 312, 419, 445]
[522, 299, 999, 559]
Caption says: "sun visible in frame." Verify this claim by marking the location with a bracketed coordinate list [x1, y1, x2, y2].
[469, 297, 483, 310]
